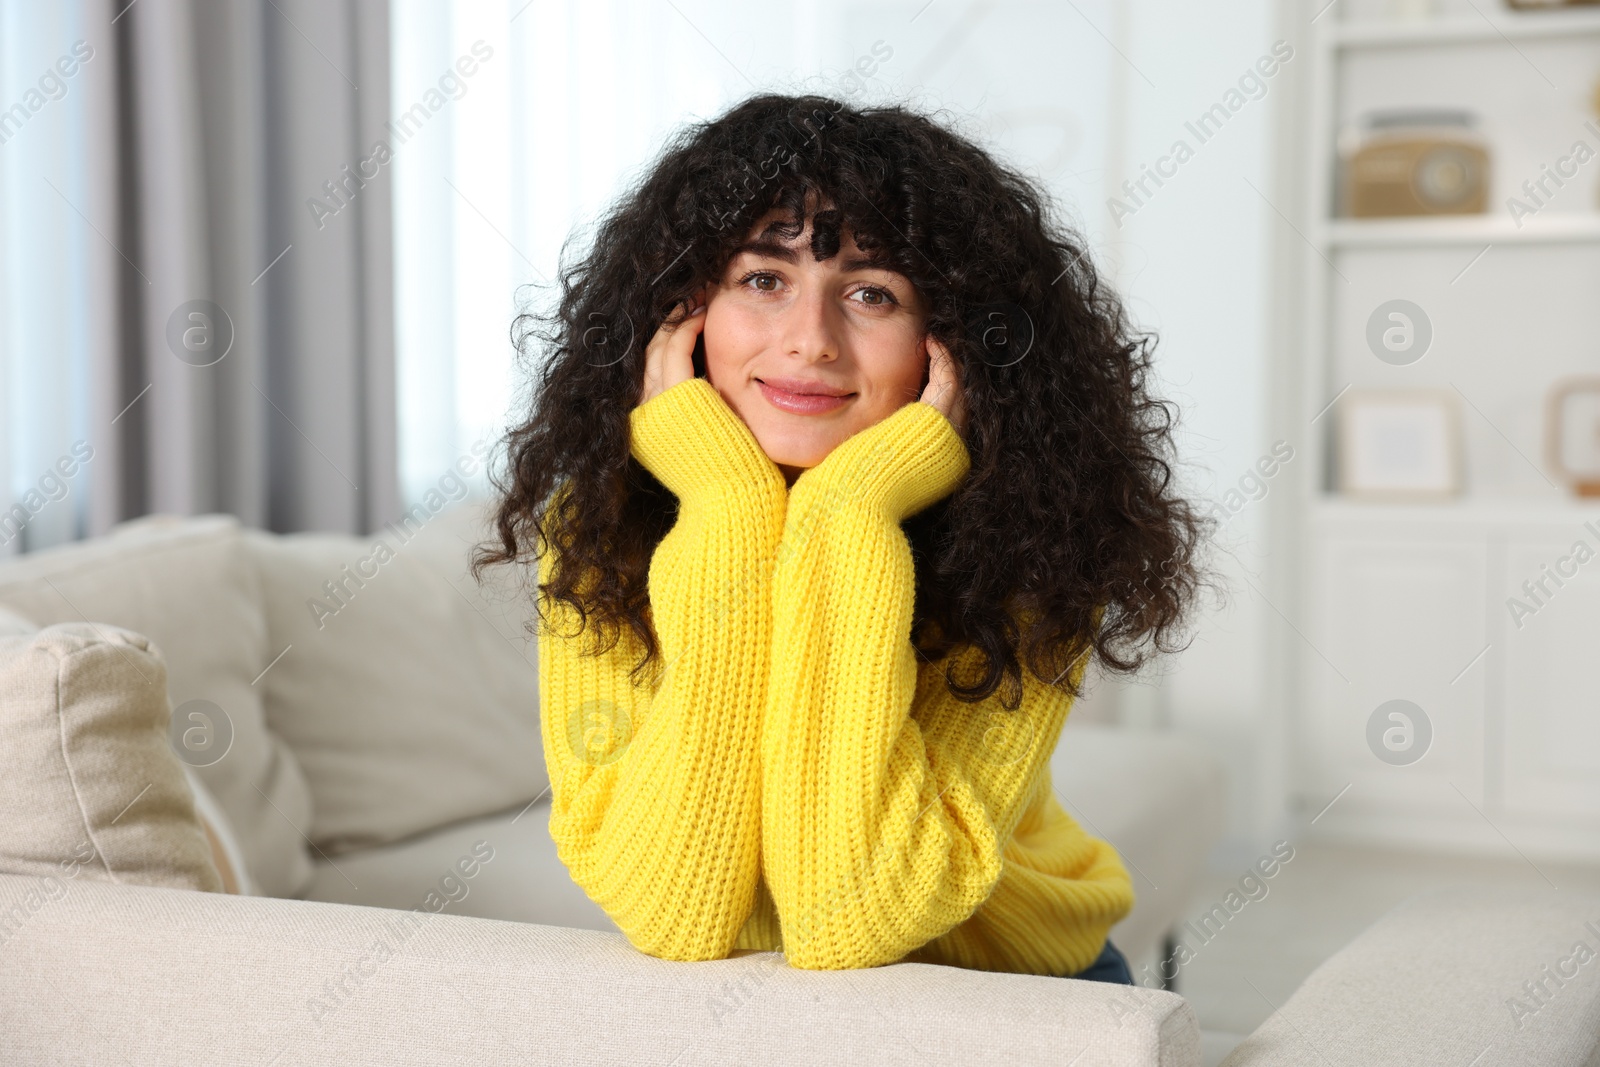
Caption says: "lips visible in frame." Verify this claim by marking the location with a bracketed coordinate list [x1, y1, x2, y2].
[756, 377, 855, 415]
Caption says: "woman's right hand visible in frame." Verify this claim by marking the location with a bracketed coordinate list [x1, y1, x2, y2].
[638, 293, 707, 408]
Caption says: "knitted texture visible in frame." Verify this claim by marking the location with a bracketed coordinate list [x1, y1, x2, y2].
[538, 378, 785, 962]
[540, 377, 1134, 975]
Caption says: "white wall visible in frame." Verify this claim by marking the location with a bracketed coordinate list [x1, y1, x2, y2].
[1098, 0, 1298, 859]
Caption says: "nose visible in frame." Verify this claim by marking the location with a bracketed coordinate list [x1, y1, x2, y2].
[777, 281, 839, 365]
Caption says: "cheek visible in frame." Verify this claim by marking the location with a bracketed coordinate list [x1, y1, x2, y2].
[856, 325, 927, 398]
[702, 300, 765, 377]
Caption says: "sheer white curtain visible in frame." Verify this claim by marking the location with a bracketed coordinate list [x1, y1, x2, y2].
[389, 0, 1114, 503]
[0, 0, 95, 556]
[6, 0, 399, 548]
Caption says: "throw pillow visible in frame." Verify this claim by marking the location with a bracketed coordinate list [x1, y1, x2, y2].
[0, 608, 223, 892]
[0, 515, 315, 898]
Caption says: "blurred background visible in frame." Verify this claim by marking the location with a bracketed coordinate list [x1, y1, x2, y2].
[3, 0, 1599, 1036]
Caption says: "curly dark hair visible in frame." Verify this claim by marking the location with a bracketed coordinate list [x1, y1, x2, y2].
[472, 92, 1214, 710]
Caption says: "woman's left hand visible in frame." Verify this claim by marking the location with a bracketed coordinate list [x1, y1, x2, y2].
[919, 336, 968, 438]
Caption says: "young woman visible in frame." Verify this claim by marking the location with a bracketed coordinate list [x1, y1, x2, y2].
[474, 93, 1207, 984]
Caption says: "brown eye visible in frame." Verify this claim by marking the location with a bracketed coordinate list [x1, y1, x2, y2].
[851, 286, 896, 307]
[754, 274, 778, 292]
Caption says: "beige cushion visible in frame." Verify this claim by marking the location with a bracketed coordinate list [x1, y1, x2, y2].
[182, 765, 254, 895]
[303, 796, 616, 935]
[0, 608, 222, 893]
[0, 515, 314, 898]
[0, 604, 33, 636]
[0, 870, 1201, 1067]
[244, 497, 545, 855]
[1220, 886, 1600, 1066]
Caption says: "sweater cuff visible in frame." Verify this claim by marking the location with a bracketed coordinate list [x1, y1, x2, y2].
[629, 378, 786, 507]
[791, 401, 970, 522]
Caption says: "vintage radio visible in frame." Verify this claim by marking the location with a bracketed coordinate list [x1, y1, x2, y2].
[1340, 109, 1489, 218]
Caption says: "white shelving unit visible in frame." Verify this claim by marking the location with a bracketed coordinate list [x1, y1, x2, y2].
[1321, 213, 1600, 245]
[1292, 1, 1600, 861]
[1327, 7, 1600, 46]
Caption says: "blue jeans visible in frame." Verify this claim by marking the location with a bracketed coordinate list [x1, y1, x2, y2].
[1063, 938, 1134, 984]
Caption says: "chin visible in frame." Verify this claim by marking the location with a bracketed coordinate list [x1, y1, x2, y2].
[764, 448, 829, 472]
[754, 430, 835, 473]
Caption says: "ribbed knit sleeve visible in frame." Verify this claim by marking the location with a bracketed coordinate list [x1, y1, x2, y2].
[538, 377, 786, 962]
[760, 399, 1133, 973]
[901, 751, 1136, 976]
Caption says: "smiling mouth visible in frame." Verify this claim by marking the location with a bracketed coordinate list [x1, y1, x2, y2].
[755, 378, 855, 415]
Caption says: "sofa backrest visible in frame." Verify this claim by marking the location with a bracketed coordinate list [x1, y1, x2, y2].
[0, 498, 548, 893]
[0, 514, 314, 898]
[244, 495, 546, 856]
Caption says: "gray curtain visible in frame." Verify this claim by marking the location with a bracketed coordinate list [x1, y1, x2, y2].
[83, 0, 399, 537]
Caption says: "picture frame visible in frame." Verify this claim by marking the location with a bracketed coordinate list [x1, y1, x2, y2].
[1337, 389, 1463, 500]
[1545, 376, 1600, 497]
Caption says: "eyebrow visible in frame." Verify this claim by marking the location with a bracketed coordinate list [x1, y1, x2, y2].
[730, 239, 897, 274]
[732, 238, 798, 263]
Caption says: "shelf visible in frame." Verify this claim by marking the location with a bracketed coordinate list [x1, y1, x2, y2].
[1318, 212, 1600, 247]
[1327, 10, 1600, 48]
[1310, 494, 1600, 526]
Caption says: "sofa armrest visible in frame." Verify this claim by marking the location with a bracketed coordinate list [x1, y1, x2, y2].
[1221, 886, 1600, 1067]
[0, 873, 1201, 1067]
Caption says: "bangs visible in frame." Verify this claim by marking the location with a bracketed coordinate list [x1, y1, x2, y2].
[699, 117, 920, 282]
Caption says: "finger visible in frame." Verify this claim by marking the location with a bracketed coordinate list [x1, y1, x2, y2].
[935, 339, 966, 432]
[640, 297, 708, 406]
[920, 337, 953, 406]
[921, 337, 967, 435]
[661, 303, 706, 388]
[930, 337, 953, 380]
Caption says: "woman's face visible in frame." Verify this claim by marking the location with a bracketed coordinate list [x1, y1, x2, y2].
[701, 211, 930, 485]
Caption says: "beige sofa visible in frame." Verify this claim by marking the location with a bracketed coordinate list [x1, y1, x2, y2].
[2, 503, 1595, 1066]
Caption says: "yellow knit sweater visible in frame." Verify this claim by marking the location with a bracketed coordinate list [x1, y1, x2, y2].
[537, 377, 1134, 976]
